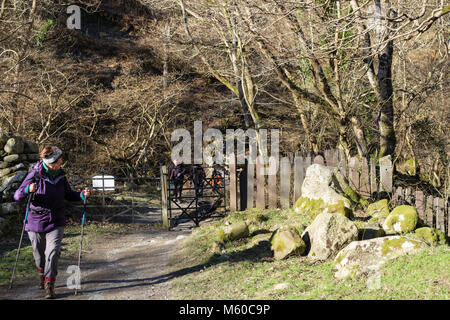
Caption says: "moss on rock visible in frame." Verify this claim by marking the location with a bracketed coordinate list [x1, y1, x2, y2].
[381, 237, 423, 256]
[367, 199, 390, 219]
[415, 227, 447, 246]
[294, 197, 352, 219]
[217, 221, 249, 243]
[343, 187, 369, 207]
[271, 226, 306, 260]
[383, 205, 418, 235]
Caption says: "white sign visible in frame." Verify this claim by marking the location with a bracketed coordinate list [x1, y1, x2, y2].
[92, 175, 115, 191]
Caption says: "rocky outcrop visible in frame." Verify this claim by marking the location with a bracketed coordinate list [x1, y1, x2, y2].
[301, 212, 358, 261]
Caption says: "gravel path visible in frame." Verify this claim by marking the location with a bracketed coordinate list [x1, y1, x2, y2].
[0, 221, 195, 300]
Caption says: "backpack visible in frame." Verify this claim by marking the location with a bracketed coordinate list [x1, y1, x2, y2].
[209, 169, 223, 187]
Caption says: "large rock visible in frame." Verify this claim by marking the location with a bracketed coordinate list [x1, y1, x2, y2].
[4, 137, 24, 154]
[294, 164, 353, 218]
[382, 205, 418, 235]
[367, 199, 390, 224]
[0, 202, 24, 217]
[218, 221, 249, 242]
[0, 163, 25, 178]
[414, 227, 447, 246]
[301, 212, 358, 261]
[3, 154, 20, 163]
[271, 226, 306, 260]
[0, 170, 27, 192]
[334, 236, 426, 279]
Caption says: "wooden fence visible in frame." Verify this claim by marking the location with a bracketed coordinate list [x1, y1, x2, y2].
[227, 149, 449, 236]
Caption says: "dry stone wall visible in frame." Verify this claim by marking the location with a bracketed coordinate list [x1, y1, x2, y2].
[0, 135, 39, 236]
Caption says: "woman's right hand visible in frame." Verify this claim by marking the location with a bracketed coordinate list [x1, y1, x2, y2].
[28, 183, 37, 193]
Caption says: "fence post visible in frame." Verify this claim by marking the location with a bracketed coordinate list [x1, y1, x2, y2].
[369, 157, 377, 197]
[435, 198, 445, 233]
[415, 190, 425, 222]
[379, 155, 393, 194]
[229, 153, 237, 212]
[239, 160, 247, 211]
[256, 155, 265, 208]
[348, 157, 360, 192]
[160, 165, 169, 230]
[426, 195, 434, 227]
[246, 160, 254, 210]
[280, 157, 291, 209]
[360, 157, 370, 199]
[293, 154, 303, 203]
[268, 156, 278, 209]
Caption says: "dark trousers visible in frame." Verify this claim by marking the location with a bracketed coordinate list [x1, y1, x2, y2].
[172, 180, 183, 200]
[194, 181, 204, 197]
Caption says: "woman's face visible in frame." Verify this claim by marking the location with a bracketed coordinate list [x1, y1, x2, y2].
[47, 156, 63, 170]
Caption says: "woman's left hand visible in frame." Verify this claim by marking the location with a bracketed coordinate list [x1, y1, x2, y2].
[82, 188, 92, 199]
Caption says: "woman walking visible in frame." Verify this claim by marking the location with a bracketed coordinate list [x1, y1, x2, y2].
[14, 146, 91, 299]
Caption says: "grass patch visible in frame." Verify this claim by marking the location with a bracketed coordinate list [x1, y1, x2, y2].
[169, 208, 450, 300]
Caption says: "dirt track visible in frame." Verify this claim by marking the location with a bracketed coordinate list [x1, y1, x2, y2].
[0, 222, 194, 300]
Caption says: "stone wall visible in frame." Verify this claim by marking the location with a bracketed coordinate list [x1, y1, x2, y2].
[0, 135, 40, 236]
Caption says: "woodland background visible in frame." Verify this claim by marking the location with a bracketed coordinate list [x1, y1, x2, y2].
[0, 0, 448, 195]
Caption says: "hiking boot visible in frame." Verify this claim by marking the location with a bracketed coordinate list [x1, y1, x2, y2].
[38, 273, 45, 289]
[44, 281, 56, 299]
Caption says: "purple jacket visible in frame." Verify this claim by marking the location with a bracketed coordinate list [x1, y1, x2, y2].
[14, 161, 82, 233]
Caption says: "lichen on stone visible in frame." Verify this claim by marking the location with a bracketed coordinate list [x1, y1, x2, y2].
[381, 237, 422, 256]
[294, 196, 352, 219]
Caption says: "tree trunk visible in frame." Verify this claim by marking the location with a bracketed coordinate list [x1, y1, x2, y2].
[376, 1, 396, 157]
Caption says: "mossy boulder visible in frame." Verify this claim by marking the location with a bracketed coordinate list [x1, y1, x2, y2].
[334, 236, 426, 279]
[382, 205, 418, 235]
[301, 212, 358, 261]
[367, 199, 390, 222]
[414, 227, 447, 246]
[271, 226, 306, 260]
[217, 221, 249, 243]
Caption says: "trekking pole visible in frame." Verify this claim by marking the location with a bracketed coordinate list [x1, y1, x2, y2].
[9, 193, 33, 289]
[75, 188, 88, 296]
